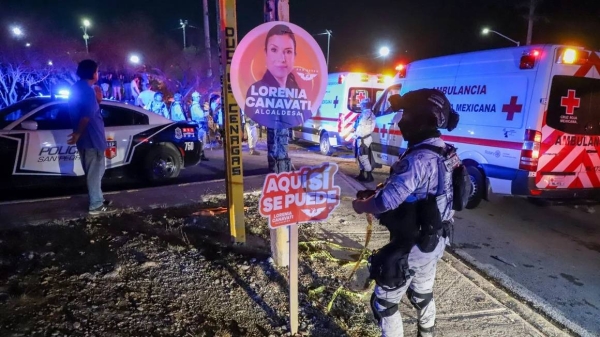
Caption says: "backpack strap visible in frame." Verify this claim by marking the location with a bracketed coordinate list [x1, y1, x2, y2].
[400, 143, 445, 159]
[401, 144, 447, 196]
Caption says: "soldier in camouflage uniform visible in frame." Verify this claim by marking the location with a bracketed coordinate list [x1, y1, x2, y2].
[353, 97, 376, 182]
[352, 89, 461, 337]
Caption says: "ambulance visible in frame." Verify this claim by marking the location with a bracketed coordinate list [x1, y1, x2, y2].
[370, 44, 600, 208]
[290, 72, 390, 155]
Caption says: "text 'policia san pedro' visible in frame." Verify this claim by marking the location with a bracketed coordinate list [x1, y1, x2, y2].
[352, 89, 471, 337]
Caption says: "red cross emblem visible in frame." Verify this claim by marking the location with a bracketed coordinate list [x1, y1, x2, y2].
[380, 123, 388, 138]
[560, 90, 580, 115]
[574, 51, 600, 78]
[357, 91, 366, 102]
[502, 96, 522, 121]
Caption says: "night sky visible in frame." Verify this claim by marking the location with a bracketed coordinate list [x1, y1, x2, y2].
[3, 0, 600, 72]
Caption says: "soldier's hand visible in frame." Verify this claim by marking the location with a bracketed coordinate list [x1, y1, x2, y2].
[356, 189, 375, 200]
[352, 199, 364, 214]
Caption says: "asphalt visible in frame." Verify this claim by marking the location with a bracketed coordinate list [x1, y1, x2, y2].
[0, 169, 572, 336]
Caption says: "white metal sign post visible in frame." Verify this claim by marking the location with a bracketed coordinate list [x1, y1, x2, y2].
[258, 163, 341, 333]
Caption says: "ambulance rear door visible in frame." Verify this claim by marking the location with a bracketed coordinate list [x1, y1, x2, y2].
[537, 48, 600, 192]
[338, 82, 386, 144]
[372, 83, 403, 166]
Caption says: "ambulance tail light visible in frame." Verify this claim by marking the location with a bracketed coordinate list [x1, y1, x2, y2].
[395, 64, 406, 78]
[555, 47, 589, 65]
[338, 74, 345, 84]
[519, 50, 540, 69]
[519, 129, 542, 171]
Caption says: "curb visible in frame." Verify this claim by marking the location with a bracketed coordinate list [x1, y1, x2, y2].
[451, 249, 589, 337]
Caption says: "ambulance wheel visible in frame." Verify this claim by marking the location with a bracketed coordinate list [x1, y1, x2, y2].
[466, 165, 484, 209]
[319, 132, 332, 156]
[144, 144, 182, 182]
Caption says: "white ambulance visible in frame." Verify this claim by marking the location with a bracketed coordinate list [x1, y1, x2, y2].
[371, 45, 600, 208]
[291, 72, 390, 155]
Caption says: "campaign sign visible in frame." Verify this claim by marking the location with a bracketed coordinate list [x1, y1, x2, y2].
[259, 163, 341, 229]
[231, 21, 328, 129]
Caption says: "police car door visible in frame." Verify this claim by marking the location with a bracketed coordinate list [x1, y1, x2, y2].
[10, 103, 82, 176]
[100, 104, 152, 169]
[372, 84, 402, 166]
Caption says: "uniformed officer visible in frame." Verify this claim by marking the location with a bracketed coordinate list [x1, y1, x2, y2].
[170, 93, 188, 122]
[353, 97, 376, 182]
[145, 92, 169, 119]
[189, 91, 208, 149]
[352, 89, 460, 337]
[242, 111, 260, 155]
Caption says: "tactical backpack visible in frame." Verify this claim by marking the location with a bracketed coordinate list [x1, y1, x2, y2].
[403, 143, 471, 212]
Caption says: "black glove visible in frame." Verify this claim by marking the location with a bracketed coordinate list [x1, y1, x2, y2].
[356, 189, 376, 200]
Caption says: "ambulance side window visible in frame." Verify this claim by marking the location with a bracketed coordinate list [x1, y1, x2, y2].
[347, 87, 372, 112]
[374, 84, 402, 117]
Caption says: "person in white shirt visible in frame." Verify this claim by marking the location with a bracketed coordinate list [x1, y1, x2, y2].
[137, 82, 156, 108]
[131, 77, 141, 104]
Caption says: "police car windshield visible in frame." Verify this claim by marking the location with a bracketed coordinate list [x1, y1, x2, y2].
[0, 98, 53, 129]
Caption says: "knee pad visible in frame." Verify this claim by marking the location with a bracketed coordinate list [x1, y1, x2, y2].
[407, 288, 433, 310]
[370, 293, 399, 323]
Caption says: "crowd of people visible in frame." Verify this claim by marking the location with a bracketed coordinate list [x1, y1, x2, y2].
[94, 70, 232, 150]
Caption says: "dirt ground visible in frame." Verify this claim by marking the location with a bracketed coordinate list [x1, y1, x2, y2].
[0, 195, 380, 337]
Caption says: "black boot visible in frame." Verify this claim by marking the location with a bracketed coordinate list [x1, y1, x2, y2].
[355, 170, 365, 181]
[365, 171, 374, 182]
[200, 150, 209, 161]
[417, 325, 435, 337]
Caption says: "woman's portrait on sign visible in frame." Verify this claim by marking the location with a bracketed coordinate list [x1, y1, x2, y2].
[231, 21, 328, 130]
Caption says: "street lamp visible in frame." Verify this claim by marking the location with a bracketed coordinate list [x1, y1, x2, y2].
[81, 18, 91, 53]
[378, 46, 391, 71]
[129, 54, 140, 64]
[379, 46, 391, 57]
[316, 29, 332, 71]
[482, 27, 520, 46]
[11, 26, 23, 37]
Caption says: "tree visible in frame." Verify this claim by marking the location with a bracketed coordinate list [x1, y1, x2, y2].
[0, 62, 50, 107]
[0, 16, 81, 107]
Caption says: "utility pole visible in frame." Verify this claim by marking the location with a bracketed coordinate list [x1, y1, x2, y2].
[264, 0, 293, 269]
[525, 0, 537, 45]
[317, 30, 332, 71]
[217, 0, 246, 244]
[180, 19, 188, 49]
[203, 0, 213, 77]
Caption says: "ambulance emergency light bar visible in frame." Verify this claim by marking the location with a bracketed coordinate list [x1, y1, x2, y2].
[519, 49, 540, 69]
[555, 47, 589, 65]
[395, 64, 406, 78]
[338, 73, 374, 84]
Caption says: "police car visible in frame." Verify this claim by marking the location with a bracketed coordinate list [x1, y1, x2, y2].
[0, 96, 204, 188]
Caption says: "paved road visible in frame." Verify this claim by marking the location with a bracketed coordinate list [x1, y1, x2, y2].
[3, 139, 599, 336]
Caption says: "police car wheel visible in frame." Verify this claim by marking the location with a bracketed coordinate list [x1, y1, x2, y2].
[320, 132, 332, 156]
[144, 144, 182, 182]
[466, 165, 484, 209]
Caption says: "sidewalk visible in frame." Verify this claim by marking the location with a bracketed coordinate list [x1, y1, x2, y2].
[0, 171, 571, 336]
